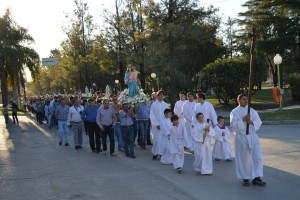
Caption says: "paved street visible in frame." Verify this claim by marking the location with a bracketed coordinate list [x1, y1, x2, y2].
[0, 116, 300, 200]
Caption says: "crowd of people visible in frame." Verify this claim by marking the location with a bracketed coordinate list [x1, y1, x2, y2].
[2, 89, 266, 187]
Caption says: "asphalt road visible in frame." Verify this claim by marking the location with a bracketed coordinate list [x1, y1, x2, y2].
[0, 116, 299, 200]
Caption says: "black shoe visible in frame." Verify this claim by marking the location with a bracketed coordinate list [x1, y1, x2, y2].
[110, 153, 117, 157]
[75, 146, 79, 150]
[147, 142, 153, 145]
[226, 159, 232, 162]
[243, 179, 250, 186]
[252, 178, 266, 186]
[59, 142, 62, 146]
[129, 155, 136, 159]
[65, 143, 70, 146]
[177, 168, 182, 174]
[78, 146, 82, 149]
[215, 158, 221, 161]
[92, 149, 96, 153]
[152, 155, 157, 160]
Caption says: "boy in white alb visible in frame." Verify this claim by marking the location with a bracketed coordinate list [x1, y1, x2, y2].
[160, 109, 173, 165]
[169, 115, 191, 174]
[213, 116, 233, 162]
[192, 112, 215, 175]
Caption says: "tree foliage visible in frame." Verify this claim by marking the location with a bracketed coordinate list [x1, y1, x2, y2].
[201, 55, 268, 105]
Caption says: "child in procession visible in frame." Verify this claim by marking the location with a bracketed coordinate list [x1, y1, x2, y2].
[192, 112, 215, 175]
[160, 108, 173, 165]
[169, 115, 191, 174]
[213, 116, 233, 162]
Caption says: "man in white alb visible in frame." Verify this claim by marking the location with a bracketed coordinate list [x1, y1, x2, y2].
[230, 94, 266, 186]
[192, 93, 217, 127]
[174, 91, 187, 125]
[183, 92, 197, 150]
[150, 90, 169, 160]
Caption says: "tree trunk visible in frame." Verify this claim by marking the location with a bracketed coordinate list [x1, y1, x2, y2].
[167, 0, 176, 110]
[139, 63, 145, 89]
[0, 59, 8, 105]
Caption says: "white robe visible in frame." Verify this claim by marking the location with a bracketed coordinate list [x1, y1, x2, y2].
[192, 122, 215, 174]
[160, 118, 173, 164]
[192, 101, 218, 127]
[150, 100, 169, 156]
[183, 101, 197, 151]
[213, 125, 233, 160]
[174, 100, 187, 124]
[230, 105, 263, 180]
[170, 123, 191, 169]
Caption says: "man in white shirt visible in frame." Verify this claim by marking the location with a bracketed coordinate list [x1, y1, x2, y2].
[230, 94, 265, 186]
[67, 99, 84, 150]
[193, 93, 217, 127]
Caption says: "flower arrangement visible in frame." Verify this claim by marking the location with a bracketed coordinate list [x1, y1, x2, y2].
[81, 93, 93, 98]
[118, 88, 149, 107]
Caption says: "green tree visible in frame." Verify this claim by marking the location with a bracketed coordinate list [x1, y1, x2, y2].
[201, 55, 268, 105]
[238, 0, 300, 87]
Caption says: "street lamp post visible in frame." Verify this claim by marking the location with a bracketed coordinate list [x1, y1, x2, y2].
[150, 73, 158, 91]
[115, 79, 119, 94]
[274, 54, 283, 111]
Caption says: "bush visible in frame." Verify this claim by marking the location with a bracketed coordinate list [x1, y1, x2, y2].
[288, 73, 300, 101]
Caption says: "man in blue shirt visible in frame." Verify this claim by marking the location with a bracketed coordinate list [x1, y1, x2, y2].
[81, 98, 101, 153]
[119, 103, 136, 158]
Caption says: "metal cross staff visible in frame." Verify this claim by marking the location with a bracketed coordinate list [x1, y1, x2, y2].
[246, 28, 258, 135]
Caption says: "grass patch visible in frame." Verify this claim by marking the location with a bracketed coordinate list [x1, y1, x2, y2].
[260, 108, 300, 121]
[0, 107, 26, 115]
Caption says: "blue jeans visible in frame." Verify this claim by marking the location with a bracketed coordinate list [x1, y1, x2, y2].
[137, 120, 149, 147]
[121, 125, 135, 156]
[58, 120, 68, 144]
[114, 123, 124, 150]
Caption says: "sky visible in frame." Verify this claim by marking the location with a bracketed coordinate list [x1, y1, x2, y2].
[0, 0, 246, 80]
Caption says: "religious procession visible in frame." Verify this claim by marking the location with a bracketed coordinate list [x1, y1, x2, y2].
[4, 65, 266, 188]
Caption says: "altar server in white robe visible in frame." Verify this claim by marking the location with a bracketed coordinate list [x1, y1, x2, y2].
[150, 90, 169, 160]
[192, 93, 218, 127]
[160, 109, 173, 165]
[213, 116, 233, 161]
[230, 94, 266, 186]
[183, 92, 197, 150]
[192, 112, 215, 175]
[169, 115, 191, 173]
[174, 92, 187, 125]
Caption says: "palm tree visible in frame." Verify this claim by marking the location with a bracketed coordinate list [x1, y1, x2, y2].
[0, 9, 40, 105]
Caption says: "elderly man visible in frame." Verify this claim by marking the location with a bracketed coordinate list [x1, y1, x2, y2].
[230, 94, 266, 186]
[96, 99, 117, 157]
[68, 99, 84, 150]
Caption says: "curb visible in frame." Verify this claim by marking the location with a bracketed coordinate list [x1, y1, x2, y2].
[262, 120, 300, 125]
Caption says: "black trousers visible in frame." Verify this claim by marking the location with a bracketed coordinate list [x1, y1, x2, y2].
[12, 112, 19, 123]
[37, 112, 43, 124]
[86, 122, 101, 152]
[102, 125, 115, 154]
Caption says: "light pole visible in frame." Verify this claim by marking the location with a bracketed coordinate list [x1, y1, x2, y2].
[115, 79, 119, 94]
[151, 73, 158, 91]
[273, 54, 283, 111]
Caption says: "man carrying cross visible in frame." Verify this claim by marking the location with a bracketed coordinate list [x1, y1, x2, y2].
[230, 94, 266, 186]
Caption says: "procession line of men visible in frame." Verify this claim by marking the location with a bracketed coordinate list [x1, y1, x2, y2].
[150, 91, 265, 186]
